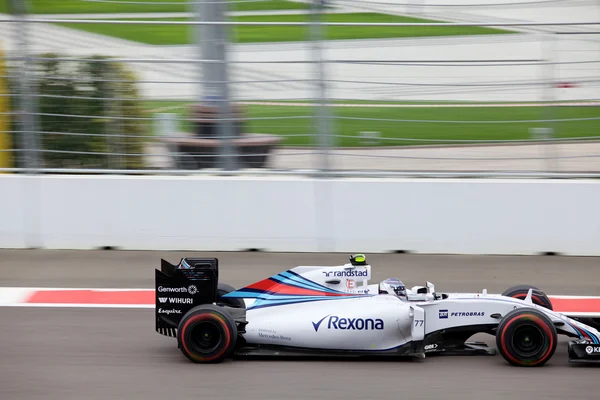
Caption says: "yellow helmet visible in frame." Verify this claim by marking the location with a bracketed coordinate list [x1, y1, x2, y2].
[350, 254, 367, 265]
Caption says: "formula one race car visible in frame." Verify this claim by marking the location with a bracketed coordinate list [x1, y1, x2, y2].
[154, 254, 600, 367]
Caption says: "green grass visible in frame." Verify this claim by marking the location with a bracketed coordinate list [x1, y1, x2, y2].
[0, 0, 309, 14]
[58, 13, 513, 45]
[237, 99, 599, 105]
[143, 101, 600, 147]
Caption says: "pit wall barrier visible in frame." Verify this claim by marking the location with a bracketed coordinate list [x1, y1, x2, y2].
[1, 175, 599, 255]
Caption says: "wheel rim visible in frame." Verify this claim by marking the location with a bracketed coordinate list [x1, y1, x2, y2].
[511, 324, 545, 358]
[189, 321, 223, 353]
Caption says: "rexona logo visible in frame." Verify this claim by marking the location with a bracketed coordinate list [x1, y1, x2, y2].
[157, 285, 198, 294]
[312, 315, 384, 332]
[322, 270, 368, 278]
[451, 311, 485, 317]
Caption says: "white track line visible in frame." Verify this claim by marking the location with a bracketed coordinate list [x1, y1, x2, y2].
[0, 288, 598, 311]
[0, 287, 154, 291]
[0, 288, 34, 307]
[1, 303, 155, 309]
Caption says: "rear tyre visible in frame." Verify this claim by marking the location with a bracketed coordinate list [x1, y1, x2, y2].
[217, 283, 245, 309]
[177, 304, 238, 363]
[496, 308, 557, 367]
[502, 285, 553, 310]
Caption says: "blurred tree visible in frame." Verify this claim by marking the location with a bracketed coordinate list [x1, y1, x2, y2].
[0, 43, 12, 172]
[6, 53, 147, 170]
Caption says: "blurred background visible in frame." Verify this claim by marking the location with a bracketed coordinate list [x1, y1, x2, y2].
[1, 4, 600, 398]
[0, 0, 598, 178]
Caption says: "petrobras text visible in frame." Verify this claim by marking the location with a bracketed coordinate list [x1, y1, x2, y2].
[322, 270, 368, 278]
[451, 311, 485, 317]
[312, 315, 384, 332]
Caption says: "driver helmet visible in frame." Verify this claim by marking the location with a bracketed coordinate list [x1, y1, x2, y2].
[379, 278, 407, 299]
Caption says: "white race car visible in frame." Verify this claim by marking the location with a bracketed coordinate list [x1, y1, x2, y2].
[154, 254, 600, 367]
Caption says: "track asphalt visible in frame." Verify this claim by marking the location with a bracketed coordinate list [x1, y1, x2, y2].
[1, 250, 599, 400]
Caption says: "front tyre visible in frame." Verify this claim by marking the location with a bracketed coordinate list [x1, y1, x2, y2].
[496, 308, 557, 367]
[177, 304, 238, 363]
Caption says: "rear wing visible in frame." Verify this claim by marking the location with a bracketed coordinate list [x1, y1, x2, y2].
[155, 257, 219, 337]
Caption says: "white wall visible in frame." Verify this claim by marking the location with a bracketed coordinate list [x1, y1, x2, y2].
[1, 175, 599, 255]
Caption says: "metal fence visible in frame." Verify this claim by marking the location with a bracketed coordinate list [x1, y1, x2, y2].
[0, 0, 599, 178]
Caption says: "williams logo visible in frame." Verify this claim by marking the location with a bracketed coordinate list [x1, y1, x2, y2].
[439, 310, 448, 319]
[312, 315, 384, 332]
[322, 270, 368, 278]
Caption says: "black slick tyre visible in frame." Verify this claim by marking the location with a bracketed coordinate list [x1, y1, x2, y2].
[217, 283, 245, 309]
[496, 308, 557, 367]
[502, 285, 553, 310]
[177, 304, 237, 363]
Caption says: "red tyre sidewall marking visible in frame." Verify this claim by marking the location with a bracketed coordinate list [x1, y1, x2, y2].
[181, 313, 232, 362]
[500, 314, 554, 366]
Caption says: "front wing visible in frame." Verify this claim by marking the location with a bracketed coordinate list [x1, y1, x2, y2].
[568, 342, 600, 364]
